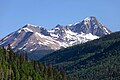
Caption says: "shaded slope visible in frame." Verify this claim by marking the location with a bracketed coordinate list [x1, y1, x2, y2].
[40, 31, 120, 80]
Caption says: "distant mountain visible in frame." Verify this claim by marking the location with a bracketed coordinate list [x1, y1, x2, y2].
[40, 31, 120, 80]
[0, 16, 111, 59]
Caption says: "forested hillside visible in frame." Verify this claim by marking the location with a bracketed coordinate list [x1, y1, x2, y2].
[0, 45, 67, 80]
[40, 31, 120, 80]
[1, 31, 120, 80]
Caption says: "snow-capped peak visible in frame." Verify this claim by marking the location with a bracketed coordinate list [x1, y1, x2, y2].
[26, 24, 39, 27]
[17, 24, 34, 33]
[27, 24, 32, 26]
[0, 16, 111, 59]
[84, 16, 97, 22]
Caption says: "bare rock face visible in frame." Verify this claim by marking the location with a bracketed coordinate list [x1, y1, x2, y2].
[0, 16, 111, 59]
[68, 16, 111, 36]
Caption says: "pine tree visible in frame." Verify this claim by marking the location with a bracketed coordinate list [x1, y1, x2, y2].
[60, 69, 67, 80]
[0, 46, 68, 80]
[43, 63, 48, 79]
[47, 64, 53, 80]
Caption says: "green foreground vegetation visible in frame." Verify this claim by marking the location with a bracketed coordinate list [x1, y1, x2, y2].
[0, 45, 67, 80]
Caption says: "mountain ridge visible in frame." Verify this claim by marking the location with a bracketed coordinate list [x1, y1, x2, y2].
[0, 16, 111, 59]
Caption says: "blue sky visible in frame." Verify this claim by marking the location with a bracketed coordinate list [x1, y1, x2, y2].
[0, 0, 120, 38]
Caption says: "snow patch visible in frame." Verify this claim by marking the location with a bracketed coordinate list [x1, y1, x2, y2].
[23, 27, 33, 32]
[18, 30, 22, 33]
[30, 49, 33, 51]
[27, 24, 39, 27]
[74, 22, 80, 25]
[48, 30, 55, 33]
[68, 24, 73, 26]
[38, 42, 42, 45]
[33, 43, 36, 45]
[84, 17, 91, 21]
[66, 30, 77, 35]
[14, 38, 17, 40]
[18, 47, 23, 50]
[103, 27, 110, 34]
[81, 33, 99, 40]
[30, 47, 37, 52]
[35, 32, 45, 38]
[50, 33, 59, 38]
[23, 48, 27, 50]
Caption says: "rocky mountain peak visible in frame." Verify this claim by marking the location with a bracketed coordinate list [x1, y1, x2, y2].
[55, 24, 61, 27]
[0, 16, 111, 60]
[18, 24, 50, 36]
[68, 16, 111, 37]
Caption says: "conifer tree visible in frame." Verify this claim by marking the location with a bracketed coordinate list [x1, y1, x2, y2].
[60, 69, 67, 80]
[0, 46, 68, 80]
[47, 64, 53, 80]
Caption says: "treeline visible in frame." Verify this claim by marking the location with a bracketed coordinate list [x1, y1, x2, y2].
[0, 44, 67, 80]
[40, 31, 120, 80]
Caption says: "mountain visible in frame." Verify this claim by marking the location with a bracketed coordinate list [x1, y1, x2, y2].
[40, 31, 120, 80]
[68, 16, 111, 36]
[0, 24, 62, 51]
[0, 16, 111, 59]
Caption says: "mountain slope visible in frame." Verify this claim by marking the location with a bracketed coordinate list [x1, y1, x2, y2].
[68, 16, 111, 36]
[0, 16, 111, 59]
[40, 31, 120, 80]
